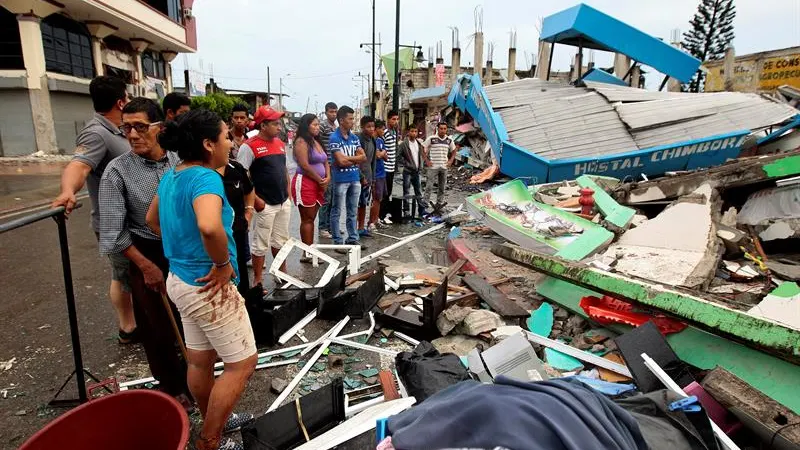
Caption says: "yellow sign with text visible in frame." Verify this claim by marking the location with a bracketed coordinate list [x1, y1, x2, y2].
[759, 55, 800, 90]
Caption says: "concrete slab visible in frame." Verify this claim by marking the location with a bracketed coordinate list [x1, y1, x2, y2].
[599, 183, 720, 288]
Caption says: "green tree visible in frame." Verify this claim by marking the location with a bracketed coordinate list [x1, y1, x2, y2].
[682, 0, 736, 92]
[190, 93, 247, 122]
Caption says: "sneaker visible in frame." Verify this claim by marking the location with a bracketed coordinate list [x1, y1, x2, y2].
[218, 437, 244, 450]
[359, 228, 372, 237]
[383, 215, 393, 225]
[223, 412, 255, 434]
[319, 230, 333, 239]
[299, 255, 313, 264]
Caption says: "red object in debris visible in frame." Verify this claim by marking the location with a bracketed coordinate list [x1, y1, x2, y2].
[20, 390, 189, 450]
[578, 187, 595, 215]
[579, 295, 688, 335]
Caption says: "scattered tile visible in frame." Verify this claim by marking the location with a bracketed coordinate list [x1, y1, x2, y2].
[357, 368, 379, 378]
[343, 377, 363, 389]
[311, 362, 327, 372]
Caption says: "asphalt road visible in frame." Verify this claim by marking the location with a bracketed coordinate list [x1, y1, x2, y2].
[0, 176, 460, 448]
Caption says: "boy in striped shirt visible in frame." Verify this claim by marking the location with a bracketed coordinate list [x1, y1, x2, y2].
[423, 122, 456, 210]
[380, 110, 399, 223]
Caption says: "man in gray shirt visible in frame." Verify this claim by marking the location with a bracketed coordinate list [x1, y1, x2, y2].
[51, 76, 136, 344]
[357, 115, 377, 236]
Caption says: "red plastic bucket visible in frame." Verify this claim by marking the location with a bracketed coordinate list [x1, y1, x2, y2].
[20, 390, 189, 450]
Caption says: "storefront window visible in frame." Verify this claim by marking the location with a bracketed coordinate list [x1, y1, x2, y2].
[142, 51, 166, 80]
[0, 8, 23, 70]
[41, 15, 94, 79]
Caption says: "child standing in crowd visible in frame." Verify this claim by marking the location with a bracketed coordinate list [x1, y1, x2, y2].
[357, 116, 377, 237]
[399, 126, 428, 219]
[369, 119, 389, 231]
[423, 122, 456, 211]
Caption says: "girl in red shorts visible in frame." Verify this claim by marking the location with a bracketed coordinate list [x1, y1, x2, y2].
[291, 114, 331, 261]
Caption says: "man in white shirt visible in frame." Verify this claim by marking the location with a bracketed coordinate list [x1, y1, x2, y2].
[422, 122, 456, 209]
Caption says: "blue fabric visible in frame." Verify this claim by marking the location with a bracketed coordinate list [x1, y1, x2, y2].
[318, 184, 332, 232]
[330, 181, 360, 244]
[328, 128, 362, 183]
[157, 166, 239, 286]
[568, 376, 637, 396]
[388, 377, 648, 450]
[375, 137, 386, 179]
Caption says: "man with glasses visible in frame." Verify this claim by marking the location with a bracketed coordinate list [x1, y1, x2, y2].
[52, 76, 137, 345]
[99, 97, 187, 399]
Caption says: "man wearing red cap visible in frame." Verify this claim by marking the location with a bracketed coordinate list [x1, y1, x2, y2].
[237, 106, 291, 289]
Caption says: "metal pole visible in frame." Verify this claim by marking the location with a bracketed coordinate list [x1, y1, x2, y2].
[546, 40, 555, 81]
[55, 213, 88, 403]
[392, 0, 400, 113]
[659, 75, 670, 91]
[279, 77, 283, 111]
[267, 66, 271, 106]
[371, 0, 376, 117]
[183, 69, 190, 97]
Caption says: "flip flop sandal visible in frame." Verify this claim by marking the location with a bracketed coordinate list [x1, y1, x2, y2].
[118, 328, 138, 345]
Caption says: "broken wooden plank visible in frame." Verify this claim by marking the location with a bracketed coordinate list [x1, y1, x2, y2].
[378, 370, 401, 401]
[493, 243, 800, 362]
[346, 269, 378, 286]
[463, 273, 528, 318]
[702, 367, 800, 444]
[445, 278, 511, 307]
[443, 258, 467, 280]
[535, 276, 800, 415]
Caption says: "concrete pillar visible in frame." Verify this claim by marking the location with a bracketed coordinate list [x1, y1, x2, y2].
[667, 77, 682, 92]
[85, 21, 117, 77]
[427, 62, 434, 87]
[535, 40, 551, 80]
[723, 46, 735, 91]
[161, 51, 178, 93]
[130, 38, 151, 96]
[630, 65, 641, 88]
[613, 53, 631, 79]
[507, 47, 517, 82]
[451, 47, 461, 85]
[573, 51, 583, 82]
[18, 14, 58, 154]
[473, 32, 483, 81]
[484, 60, 493, 86]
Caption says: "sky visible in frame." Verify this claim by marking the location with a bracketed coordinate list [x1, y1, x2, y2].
[172, 0, 800, 113]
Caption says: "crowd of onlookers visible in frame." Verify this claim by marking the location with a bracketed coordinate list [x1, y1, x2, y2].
[50, 76, 456, 450]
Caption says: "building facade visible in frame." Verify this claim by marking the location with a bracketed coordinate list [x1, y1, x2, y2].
[0, 0, 198, 156]
[704, 46, 800, 95]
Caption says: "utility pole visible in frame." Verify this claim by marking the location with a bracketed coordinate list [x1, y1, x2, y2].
[371, 0, 376, 117]
[266, 66, 271, 106]
[392, 0, 400, 113]
[279, 77, 283, 111]
[183, 69, 190, 97]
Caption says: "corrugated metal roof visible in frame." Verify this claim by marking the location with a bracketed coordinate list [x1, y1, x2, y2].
[480, 78, 798, 161]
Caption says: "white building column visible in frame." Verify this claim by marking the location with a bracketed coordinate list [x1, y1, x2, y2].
[19, 14, 59, 154]
[613, 53, 631, 79]
[161, 51, 178, 93]
[129, 38, 151, 96]
[85, 21, 117, 77]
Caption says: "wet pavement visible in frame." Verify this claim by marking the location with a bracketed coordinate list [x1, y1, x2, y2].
[0, 171, 466, 448]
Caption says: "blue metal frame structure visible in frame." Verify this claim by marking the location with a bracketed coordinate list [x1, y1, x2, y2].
[540, 3, 701, 83]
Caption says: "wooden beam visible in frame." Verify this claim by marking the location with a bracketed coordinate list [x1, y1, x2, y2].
[702, 367, 800, 444]
[463, 273, 529, 318]
[493, 243, 800, 361]
[443, 258, 467, 280]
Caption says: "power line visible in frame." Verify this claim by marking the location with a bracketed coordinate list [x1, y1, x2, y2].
[200, 66, 371, 82]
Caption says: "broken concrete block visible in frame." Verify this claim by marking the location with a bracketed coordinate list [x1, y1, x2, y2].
[432, 335, 485, 356]
[480, 332, 550, 382]
[748, 282, 800, 329]
[436, 305, 473, 335]
[363, 376, 378, 385]
[381, 260, 446, 279]
[271, 378, 288, 394]
[457, 309, 505, 336]
[599, 183, 721, 289]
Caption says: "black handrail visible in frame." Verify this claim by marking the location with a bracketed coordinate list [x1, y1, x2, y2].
[0, 204, 89, 405]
